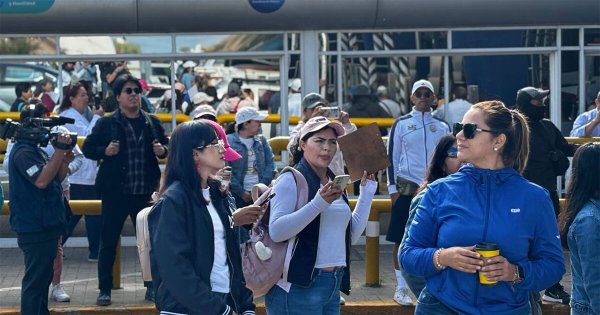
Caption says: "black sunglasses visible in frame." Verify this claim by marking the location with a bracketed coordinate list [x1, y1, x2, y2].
[414, 91, 432, 98]
[446, 146, 458, 158]
[124, 87, 142, 95]
[453, 123, 497, 139]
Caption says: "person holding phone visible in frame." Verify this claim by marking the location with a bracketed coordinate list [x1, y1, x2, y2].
[265, 116, 377, 315]
[401, 101, 565, 314]
[287, 93, 357, 176]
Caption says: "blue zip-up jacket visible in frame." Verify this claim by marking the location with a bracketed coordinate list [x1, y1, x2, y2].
[401, 165, 565, 315]
[387, 107, 449, 193]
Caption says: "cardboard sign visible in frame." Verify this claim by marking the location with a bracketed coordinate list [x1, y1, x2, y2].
[338, 123, 390, 182]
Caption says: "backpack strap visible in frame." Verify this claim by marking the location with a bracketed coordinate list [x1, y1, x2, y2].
[278, 166, 309, 282]
[232, 99, 243, 113]
[141, 111, 159, 142]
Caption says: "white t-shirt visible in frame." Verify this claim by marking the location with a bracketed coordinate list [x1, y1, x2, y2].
[202, 188, 230, 293]
[240, 137, 259, 192]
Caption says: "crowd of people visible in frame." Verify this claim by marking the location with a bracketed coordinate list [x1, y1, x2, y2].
[2, 67, 599, 315]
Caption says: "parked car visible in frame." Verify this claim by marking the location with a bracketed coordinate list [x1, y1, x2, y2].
[0, 63, 59, 111]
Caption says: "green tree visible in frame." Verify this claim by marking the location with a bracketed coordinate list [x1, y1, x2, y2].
[114, 41, 141, 54]
[0, 38, 39, 54]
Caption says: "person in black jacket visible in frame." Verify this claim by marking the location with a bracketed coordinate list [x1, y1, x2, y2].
[82, 74, 169, 306]
[347, 84, 391, 136]
[148, 120, 258, 315]
[515, 86, 577, 306]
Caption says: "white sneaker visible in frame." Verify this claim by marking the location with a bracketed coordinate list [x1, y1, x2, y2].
[393, 287, 413, 306]
[339, 296, 346, 305]
[50, 284, 70, 302]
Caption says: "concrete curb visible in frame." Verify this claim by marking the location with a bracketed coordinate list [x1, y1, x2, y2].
[0, 301, 570, 315]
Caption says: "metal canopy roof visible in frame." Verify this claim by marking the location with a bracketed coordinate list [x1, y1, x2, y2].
[0, 0, 598, 35]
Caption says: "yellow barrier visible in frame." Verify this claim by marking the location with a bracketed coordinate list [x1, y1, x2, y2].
[0, 197, 572, 287]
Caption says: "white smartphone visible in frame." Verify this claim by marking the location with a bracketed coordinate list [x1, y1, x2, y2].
[332, 175, 351, 189]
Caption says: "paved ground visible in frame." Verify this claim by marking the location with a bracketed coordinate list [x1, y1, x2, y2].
[0, 242, 572, 311]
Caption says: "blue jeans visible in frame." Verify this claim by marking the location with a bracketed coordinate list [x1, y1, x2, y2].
[415, 288, 458, 315]
[415, 287, 532, 315]
[265, 268, 344, 315]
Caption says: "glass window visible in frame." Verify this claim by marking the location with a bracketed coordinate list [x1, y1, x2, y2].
[5, 66, 39, 82]
[561, 29, 579, 46]
[584, 28, 600, 46]
[453, 30, 556, 48]
[0, 36, 56, 55]
[176, 34, 284, 53]
[339, 32, 447, 51]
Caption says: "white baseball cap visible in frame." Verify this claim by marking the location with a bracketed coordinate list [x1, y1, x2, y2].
[289, 78, 301, 92]
[411, 79, 434, 95]
[235, 107, 268, 125]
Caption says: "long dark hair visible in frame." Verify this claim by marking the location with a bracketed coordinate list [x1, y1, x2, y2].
[416, 134, 457, 194]
[158, 120, 218, 204]
[558, 142, 600, 248]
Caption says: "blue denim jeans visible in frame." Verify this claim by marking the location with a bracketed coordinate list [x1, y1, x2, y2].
[265, 268, 344, 315]
[415, 287, 532, 315]
[415, 288, 459, 315]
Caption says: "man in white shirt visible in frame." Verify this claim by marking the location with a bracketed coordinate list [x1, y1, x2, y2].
[376, 85, 402, 118]
[570, 90, 600, 137]
[433, 86, 472, 132]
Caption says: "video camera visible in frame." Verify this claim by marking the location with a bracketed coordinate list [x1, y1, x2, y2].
[0, 116, 78, 150]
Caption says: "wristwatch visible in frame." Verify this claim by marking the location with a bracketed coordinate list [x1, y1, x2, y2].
[512, 264, 524, 284]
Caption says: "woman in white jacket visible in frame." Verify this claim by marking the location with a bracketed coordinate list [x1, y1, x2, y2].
[58, 82, 104, 262]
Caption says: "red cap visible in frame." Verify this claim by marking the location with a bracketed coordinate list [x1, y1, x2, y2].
[203, 119, 242, 161]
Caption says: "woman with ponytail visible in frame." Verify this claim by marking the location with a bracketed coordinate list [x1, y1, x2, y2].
[401, 101, 565, 314]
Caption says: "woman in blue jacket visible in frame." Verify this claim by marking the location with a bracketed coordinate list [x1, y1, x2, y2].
[401, 101, 565, 315]
[559, 142, 600, 315]
[148, 120, 259, 315]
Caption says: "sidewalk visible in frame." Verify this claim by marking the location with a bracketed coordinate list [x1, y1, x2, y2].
[0, 244, 571, 314]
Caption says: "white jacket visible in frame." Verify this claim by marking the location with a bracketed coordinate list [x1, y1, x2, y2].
[59, 107, 101, 185]
[387, 107, 449, 194]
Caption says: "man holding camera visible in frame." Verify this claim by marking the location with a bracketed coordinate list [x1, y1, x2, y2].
[83, 74, 169, 306]
[8, 105, 75, 315]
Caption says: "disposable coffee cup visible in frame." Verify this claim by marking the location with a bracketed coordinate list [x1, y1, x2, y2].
[475, 242, 499, 285]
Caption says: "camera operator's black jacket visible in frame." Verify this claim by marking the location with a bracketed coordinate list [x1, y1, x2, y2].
[82, 110, 168, 196]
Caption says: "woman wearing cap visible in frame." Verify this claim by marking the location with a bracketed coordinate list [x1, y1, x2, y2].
[401, 101, 565, 314]
[227, 107, 275, 211]
[265, 116, 377, 315]
[149, 120, 260, 315]
[187, 92, 215, 117]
